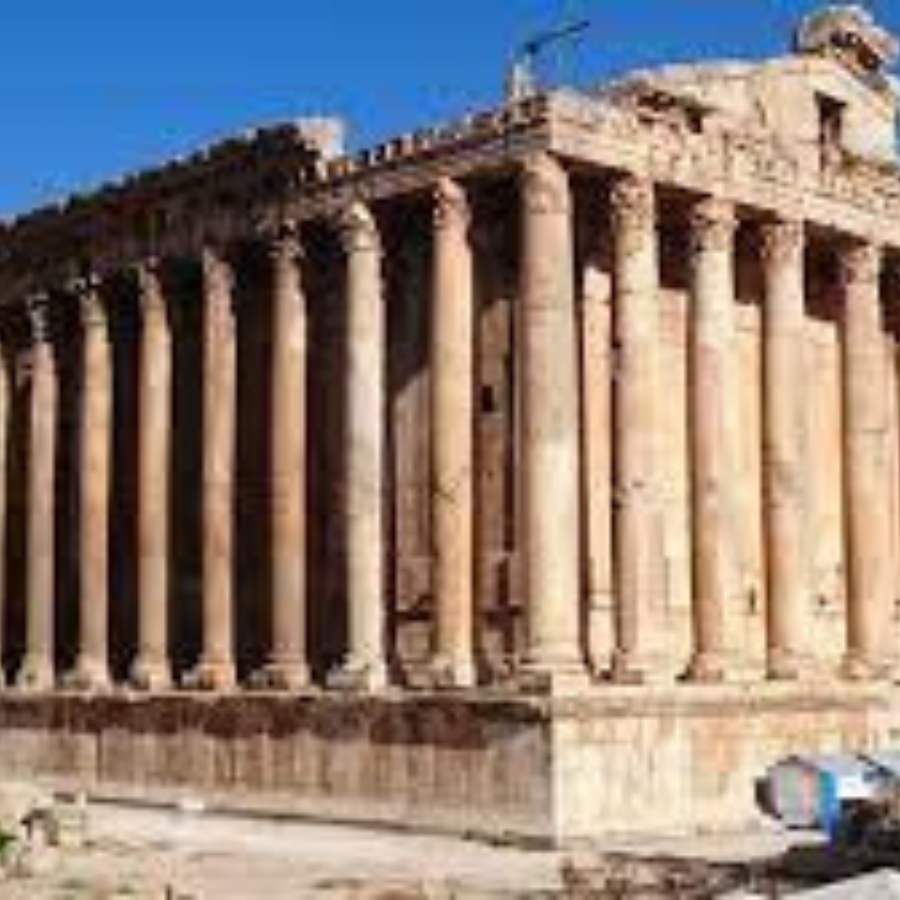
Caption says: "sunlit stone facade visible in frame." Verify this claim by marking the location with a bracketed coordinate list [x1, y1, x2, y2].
[0, 5, 900, 843]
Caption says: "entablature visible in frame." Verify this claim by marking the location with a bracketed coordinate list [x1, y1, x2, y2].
[4, 83, 900, 302]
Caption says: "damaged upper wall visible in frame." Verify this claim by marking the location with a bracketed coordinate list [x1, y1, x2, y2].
[602, 4, 900, 165]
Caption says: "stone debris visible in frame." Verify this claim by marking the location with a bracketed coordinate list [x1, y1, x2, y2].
[0, 784, 90, 882]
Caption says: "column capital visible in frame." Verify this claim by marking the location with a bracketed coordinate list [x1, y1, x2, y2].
[759, 218, 805, 266]
[521, 152, 570, 217]
[610, 174, 655, 232]
[689, 196, 736, 256]
[433, 177, 470, 232]
[71, 275, 107, 331]
[839, 240, 882, 289]
[136, 258, 167, 317]
[26, 293, 52, 346]
[266, 220, 304, 265]
[338, 202, 380, 255]
[201, 245, 237, 316]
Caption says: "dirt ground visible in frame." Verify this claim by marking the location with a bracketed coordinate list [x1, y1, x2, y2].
[0, 802, 819, 898]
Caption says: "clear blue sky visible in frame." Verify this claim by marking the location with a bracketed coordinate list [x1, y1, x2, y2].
[0, 1, 897, 215]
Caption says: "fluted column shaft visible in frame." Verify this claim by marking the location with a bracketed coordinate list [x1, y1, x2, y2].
[519, 153, 585, 690]
[262, 226, 310, 689]
[685, 198, 737, 683]
[761, 220, 807, 680]
[430, 178, 476, 688]
[841, 241, 892, 679]
[71, 280, 112, 690]
[19, 300, 56, 691]
[191, 247, 237, 690]
[335, 203, 388, 691]
[609, 175, 662, 683]
[131, 262, 173, 690]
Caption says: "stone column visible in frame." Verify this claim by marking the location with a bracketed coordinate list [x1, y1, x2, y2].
[429, 178, 476, 688]
[0, 348, 9, 687]
[131, 261, 173, 690]
[760, 219, 807, 680]
[684, 197, 737, 683]
[609, 174, 662, 683]
[581, 257, 614, 674]
[841, 241, 892, 680]
[518, 153, 585, 691]
[332, 203, 388, 691]
[68, 278, 112, 690]
[17, 297, 56, 691]
[259, 224, 310, 690]
[188, 246, 237, 690]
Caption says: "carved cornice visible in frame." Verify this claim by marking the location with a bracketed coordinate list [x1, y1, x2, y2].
[521, 152, 571, 216]
[689, 197, 736, 256]
[547, 89, 900, 252]
[433, 177, 470, 232]
[338, 202, 380, 255]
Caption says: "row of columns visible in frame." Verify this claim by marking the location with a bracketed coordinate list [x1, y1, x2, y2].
[1, 152, 894, 692]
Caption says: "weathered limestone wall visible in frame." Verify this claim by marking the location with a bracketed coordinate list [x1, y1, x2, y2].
[0, 691, 898, 844]
[0, 694, 553, 842]
[553, 686, 900, 841]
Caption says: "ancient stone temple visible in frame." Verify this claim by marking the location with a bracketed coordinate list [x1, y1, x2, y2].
[2, 4, 900, 843]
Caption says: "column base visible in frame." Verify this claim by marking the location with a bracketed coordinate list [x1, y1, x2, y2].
[250, 659, 311, 692]
[683, 652, 726, 684]
[766, 650, 804, 682]
[183, 660, 237, 692]
[517, 658, 589, 696]
[606, 650, 648, 685]
[15, 657, 54, 692]
[129, 657, 173, 692]
[428, 655, 477, 690]
[327, 658, 389, 693]
[62, 659, 112, 693]
[841, 653, 891, 683]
